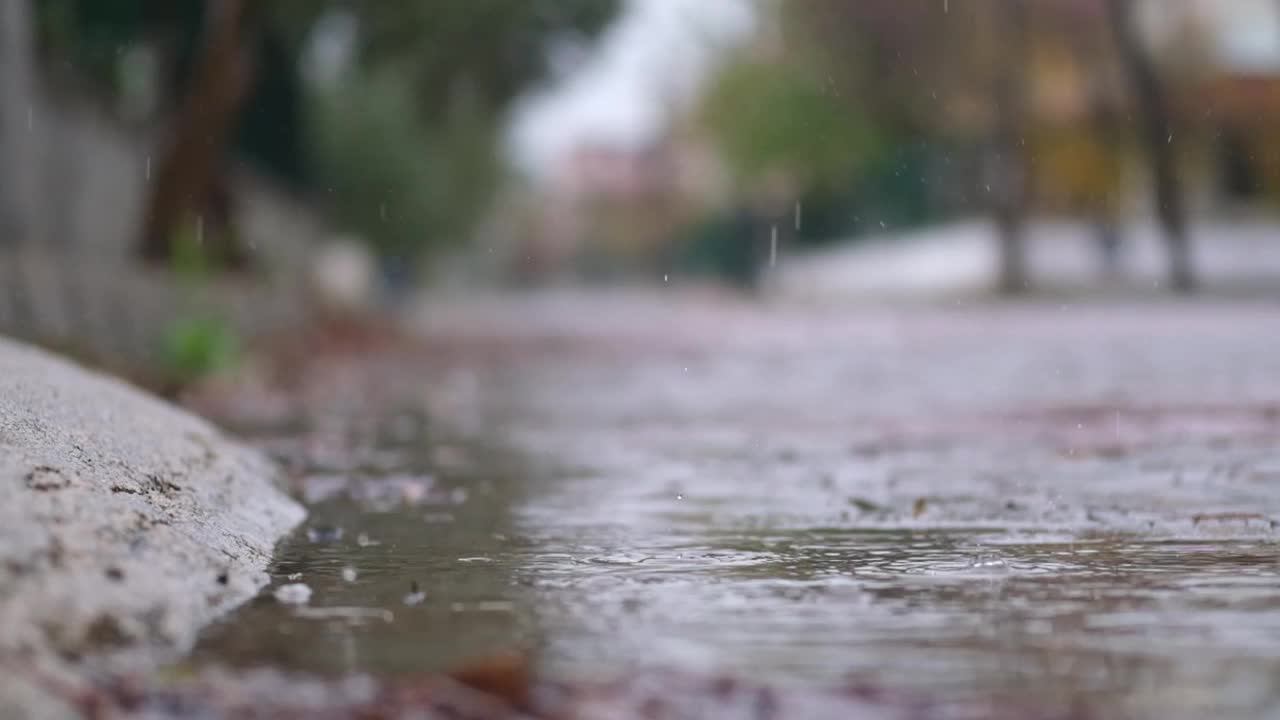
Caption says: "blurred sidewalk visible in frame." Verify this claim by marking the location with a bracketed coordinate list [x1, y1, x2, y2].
[774, 218, 1280, 301]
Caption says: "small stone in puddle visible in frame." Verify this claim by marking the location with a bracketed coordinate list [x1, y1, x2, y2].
[274, 583, 313, 605]
[341, 567, 358, 583]
[404, 581, 426, 606]
[306, 525, 344, 543]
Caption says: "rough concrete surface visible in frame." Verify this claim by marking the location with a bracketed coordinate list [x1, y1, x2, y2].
[0, 337, 305, 718]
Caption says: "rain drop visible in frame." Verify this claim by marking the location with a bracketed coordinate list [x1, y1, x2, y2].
[403, 580, 426, 606]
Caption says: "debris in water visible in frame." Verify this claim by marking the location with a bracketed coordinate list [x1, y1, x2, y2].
[399, 479, 428, 505]
[306, 525, 344, 543]
[913, 497, 928, 518]
[341, 567, 358, 583]
[449, 652, 531, 710]
[294, 606, 392, 623]
[286, 572, 303, 581]
[404, 580, 426, 606]
[849, 497, 885, 513]
[274, 583, 313, 605]
[1192, 512, 1267, 525]
[356, 533, 381, 547]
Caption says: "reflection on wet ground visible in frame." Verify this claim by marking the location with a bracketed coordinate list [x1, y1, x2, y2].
[196, 298, 1280, 719]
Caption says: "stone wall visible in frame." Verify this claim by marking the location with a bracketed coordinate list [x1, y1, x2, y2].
[0, 87, 321, 366]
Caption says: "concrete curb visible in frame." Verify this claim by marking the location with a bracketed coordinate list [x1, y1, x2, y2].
[0, 337, 305, 717]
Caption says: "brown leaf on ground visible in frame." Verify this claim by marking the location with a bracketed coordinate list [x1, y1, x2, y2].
[448, 652, 533, 711]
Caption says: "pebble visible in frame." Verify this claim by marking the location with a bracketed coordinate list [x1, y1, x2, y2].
[274, 583, 313, 605]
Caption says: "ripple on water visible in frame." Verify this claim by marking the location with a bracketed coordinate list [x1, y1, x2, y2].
[192, 426, 1280, 719]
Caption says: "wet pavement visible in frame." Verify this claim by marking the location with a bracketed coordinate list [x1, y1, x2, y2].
[194, 292, 1280, 719]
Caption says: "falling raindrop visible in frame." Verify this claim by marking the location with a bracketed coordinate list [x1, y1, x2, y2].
[145, 156, 151, 181]
[794, 201, 802, 231]
[403, 580, 425, 606]
[769, 225, 778, 267]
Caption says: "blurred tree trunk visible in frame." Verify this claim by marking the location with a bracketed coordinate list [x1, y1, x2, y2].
[1106, 0, 1195, 292]
[139, 0, 251, 268]
[0, 0, 34, 248]
[990, 0, 1031, 294]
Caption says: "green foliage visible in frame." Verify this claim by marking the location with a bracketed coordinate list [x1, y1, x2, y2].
[308, 68, 499, 264]
[34, 0, 148, 91]
[161, 315, 240, 383]
[700, 55, 886, 194]
[307, 1, 619, 267]
[38, 0, 624, 272]
[170, 220, 212, 280]
[353, 0, 620, 115]
[158, 220, 241, 383]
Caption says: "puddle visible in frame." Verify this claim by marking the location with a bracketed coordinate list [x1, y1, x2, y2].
[193, 411, 1280, 720]
[193, 304, 1280, 718]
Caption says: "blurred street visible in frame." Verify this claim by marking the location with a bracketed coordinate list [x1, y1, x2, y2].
[404, 290, 1280, 716]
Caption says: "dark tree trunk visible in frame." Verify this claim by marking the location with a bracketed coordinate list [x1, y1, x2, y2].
[139, 0, 252, 269]
[1106, 0, 1195, 292]
[991, 0, 1031, 294]
[0, 0, 34, 248]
